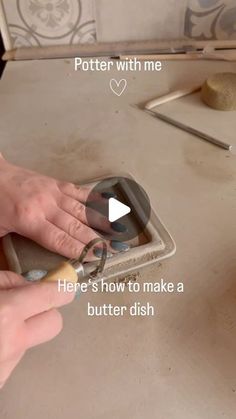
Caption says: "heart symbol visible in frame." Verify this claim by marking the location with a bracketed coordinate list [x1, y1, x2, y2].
[110, 79, 127, 96]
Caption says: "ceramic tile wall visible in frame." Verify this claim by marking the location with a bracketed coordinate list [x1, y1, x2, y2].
[95, 0, 185, 42]
[185, 0, 236, 40]
[95, 0, 236, 42]
[0, 0, 235, 51]
[2, 0, 96, 48]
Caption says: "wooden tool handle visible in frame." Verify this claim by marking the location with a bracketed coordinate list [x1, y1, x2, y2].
[145, 86, 201, 110]
[42, 262, 78, 283]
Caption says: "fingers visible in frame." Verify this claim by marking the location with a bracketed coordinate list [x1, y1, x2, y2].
[30, 220, 86, 259]
[59, 182, 101, 203]
[12, 281, 75, 319]
[29, 218, 108, 261]
[48, 208, 100, 245]
[25, 308, 63, 348]
[58, 196, 112, 234]
[0, 271, 29, 290]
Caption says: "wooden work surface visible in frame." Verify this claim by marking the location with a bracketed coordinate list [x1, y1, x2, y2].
[0, 59, 236, 418]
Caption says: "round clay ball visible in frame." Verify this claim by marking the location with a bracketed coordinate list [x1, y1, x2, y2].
[201, 72, 236, 111]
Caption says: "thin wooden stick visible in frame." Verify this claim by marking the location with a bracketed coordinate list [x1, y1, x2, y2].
[3, 39, 236, 61]
[145, 86, 202, 110]
[120, 49, 236, 62]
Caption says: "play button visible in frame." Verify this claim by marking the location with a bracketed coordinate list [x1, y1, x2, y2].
[85, 176, 151, 242]
[108, 198, 131, 222]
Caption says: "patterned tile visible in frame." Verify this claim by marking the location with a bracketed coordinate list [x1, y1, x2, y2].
[2, 0, 96, 47]
[185, 0, 236, 39]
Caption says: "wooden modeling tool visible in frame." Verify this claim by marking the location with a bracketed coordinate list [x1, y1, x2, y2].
[145, 85, 201, 109]
[144, 86, 233, 151]
[24, 238, 108, 284]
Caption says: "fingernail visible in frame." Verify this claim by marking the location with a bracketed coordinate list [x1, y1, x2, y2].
[111, 221, 128, 233]
[24, 270, 48, 281]
[101, 192, 116, 199]
[110, 241, 130, 252]
[93, 248, 113, 258]
[76, 290, 81, 299]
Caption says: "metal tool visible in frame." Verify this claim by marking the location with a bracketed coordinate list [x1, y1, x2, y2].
[144, 87, 233, 151]
[23, 238, 108, 285]
[146, 109, 233, 151]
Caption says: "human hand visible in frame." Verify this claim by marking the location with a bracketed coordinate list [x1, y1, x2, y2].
[0, 270, 74, 389]
[0, 154, 113, 259]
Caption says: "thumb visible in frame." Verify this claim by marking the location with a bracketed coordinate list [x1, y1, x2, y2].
[0, 271, 29, 290]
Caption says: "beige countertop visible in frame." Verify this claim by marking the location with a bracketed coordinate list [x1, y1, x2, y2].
[0, 58, 236, 418]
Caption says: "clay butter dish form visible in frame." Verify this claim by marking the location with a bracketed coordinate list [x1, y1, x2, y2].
[3, 174, 176, 282]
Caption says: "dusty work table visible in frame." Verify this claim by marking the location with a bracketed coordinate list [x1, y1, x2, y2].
[0, 58, 236, 418]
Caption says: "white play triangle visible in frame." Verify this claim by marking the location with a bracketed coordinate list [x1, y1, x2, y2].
[108, 198, 131, 222]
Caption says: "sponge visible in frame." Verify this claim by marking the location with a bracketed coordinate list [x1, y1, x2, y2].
[201, 72, 236, 111]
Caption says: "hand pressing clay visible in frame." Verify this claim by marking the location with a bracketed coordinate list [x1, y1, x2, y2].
[201, 72, 236, 111]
